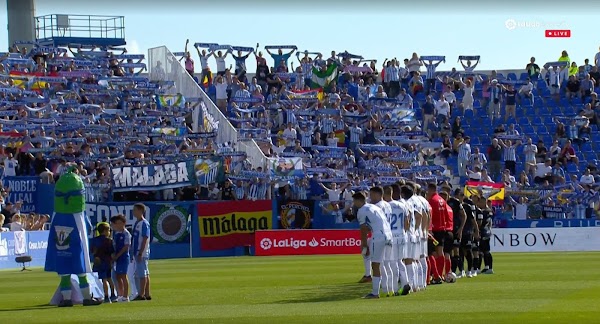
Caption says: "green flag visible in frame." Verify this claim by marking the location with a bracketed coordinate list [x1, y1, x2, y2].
[310, 63, 338, 91]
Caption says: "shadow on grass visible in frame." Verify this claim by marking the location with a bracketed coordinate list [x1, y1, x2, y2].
[271, 283, 369, 304]
[0, 304, 54, 312]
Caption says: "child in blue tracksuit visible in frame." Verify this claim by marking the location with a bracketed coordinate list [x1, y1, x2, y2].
[110, 214, 132, 302]
[90, 223, 116, 303]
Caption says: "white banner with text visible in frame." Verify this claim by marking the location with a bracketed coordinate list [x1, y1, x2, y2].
[490, 227, 600, 252]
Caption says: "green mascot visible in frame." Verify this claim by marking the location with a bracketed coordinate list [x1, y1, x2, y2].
[45, 167, 103, 307]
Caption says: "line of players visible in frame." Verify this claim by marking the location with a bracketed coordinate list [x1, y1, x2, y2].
[353, 181, 494, 299]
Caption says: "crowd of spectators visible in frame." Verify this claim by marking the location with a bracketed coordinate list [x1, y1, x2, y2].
[0, 40, 598, 221]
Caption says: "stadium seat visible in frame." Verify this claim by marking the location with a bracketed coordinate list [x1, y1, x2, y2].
[507, 73, 517, 80]
[519, 73, 529, 81]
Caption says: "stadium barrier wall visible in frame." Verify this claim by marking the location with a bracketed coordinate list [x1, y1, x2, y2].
[490, 228, 600, 252]
[0, 231, 49, 270]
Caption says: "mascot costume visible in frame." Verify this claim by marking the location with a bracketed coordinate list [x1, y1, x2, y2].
[45, 168, 103, 307]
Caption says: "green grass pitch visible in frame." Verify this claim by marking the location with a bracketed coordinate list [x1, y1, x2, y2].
[1, 253, 599, 323]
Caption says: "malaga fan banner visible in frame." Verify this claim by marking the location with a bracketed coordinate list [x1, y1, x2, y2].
[110, 158, 224, 192]
[464, 181, 505, 201]
[197, 200, 272, 251]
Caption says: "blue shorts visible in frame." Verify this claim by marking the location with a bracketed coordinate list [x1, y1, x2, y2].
[135, 257, 149, 277]
[94, 266, 111, 280]
[115, 259, 129, 275]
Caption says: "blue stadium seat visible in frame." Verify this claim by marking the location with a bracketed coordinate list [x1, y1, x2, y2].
[567, 163, 579, 173]
[507, 73, 517, 80]
[518, 117, 529, 125]
[532, 117, 543, 125]
[519, 73, 529, 80]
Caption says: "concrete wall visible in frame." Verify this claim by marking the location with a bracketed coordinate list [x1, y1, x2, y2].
[6, 0, 36, 49]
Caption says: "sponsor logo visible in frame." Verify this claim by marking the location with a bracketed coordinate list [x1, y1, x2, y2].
[152, 205, 189, 243]
[54, 226, 74, 251]
[280, 202, 311, 229]
[200, 213, 270, 237]
[493, 232, 556, 247]
[255, 230, 363, 256]
[29, 240, 48, 250]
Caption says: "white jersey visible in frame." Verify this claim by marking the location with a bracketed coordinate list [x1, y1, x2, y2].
[357, 203, 393, 241]
[402, 198, 416, 236]
[374, 200, 392, 224]
[408, 196, 425, 236]
[388, 199, 409, 238]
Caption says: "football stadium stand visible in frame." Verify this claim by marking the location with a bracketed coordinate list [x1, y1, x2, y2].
[0, 14, 598, 233]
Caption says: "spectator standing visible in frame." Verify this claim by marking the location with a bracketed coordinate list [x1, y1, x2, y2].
[487, 138, 503, 181]
[457, 136, 471, 177]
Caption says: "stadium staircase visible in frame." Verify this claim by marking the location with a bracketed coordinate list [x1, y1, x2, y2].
[147, 46, 267, 169]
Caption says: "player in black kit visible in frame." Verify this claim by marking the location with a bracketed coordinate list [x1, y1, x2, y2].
[478, 198, 494, 274]
[445, 189, 465, 277]
[460, 192, 479, 278]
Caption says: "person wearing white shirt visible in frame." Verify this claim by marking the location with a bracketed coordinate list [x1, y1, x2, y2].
[529, 158, 553, 184]
[214, 75, 229, 113]
[3, 154, 17, 177]
[383, 185, 411, 296]
[546, 66, 562, 102]
[282, 124, 297, 147]
[434, 95, 450, 122]
[369, 186, 394, 296]
[443, 87, 457, 108]
[354, 191, 393, 299]
[9, 214, 23, 231]
[518, 78, 535, 104]
[580, 169, 595, 186]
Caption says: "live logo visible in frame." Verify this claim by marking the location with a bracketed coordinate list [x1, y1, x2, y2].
[546, 29, 571, 38]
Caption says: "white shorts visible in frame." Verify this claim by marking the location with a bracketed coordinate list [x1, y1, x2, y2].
[363, 237, 373, 259]
[421, 240, 428, 257]
[370, 239, 390, 264]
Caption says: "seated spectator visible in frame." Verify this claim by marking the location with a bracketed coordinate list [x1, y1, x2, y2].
[518, 78, 534, 103]
[535, 140, 547, 163]
[440, 135, 453, 159]
[451, 116, 463, 138]
[467, 166, 482, 181]
[0, 214, 7, 232]
[553, 121, 567, 141]
[480, 169, 493, 183]
[580, 74, 595, 101]
[501, 169, 517, 189]
[565, 75, 580, 99]
[408, 71, 424, 96]
[580, 168, 595, 187]
[529, 158, 553, 184]
[9, 214, 24, 231]
[559, 140, 579, 165]
[517, 171, 530, 188]
[552, 162, 566, 185]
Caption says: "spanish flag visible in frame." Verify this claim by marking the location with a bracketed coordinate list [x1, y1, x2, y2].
[334, 129, 346, 147]
[464, 181, 505, 201]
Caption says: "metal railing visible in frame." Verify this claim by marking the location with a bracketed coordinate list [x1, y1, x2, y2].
[35, 14, 125, 40]
[147, 46, 267, 170]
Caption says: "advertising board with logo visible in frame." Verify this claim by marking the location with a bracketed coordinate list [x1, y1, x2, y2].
[0, 231, 49, 270]
[255, 229, 362, 256]
[151, 203, 195, 244]
[491, 227, 600, 252]
[198, 200, 272, 251]
[277, 200, 312, 229]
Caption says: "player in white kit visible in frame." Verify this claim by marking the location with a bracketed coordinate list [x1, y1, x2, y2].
[384, 185, 411, 296]
[404, 183, 426, 292]
[400, 185, 418, 293]
[354, 192, 393, 299]
[369, 186, 393, 296]
[414, 184, 432, 289]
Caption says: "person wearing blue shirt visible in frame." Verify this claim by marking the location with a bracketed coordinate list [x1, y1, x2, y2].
[266, 47, 296, 70]
[110, 214, 132, 302]
[131, 203, 151, 301]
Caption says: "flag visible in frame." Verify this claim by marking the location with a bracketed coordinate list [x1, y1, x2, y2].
[186, 214, 192, 233]
[334, 129, 346, 147]
[310, 63, 338, 92]
[155, 94, 185, 109]
[464, 181, 505, 201]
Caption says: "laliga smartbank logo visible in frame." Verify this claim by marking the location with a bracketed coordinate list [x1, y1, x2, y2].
[259, 237, 361, 250]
